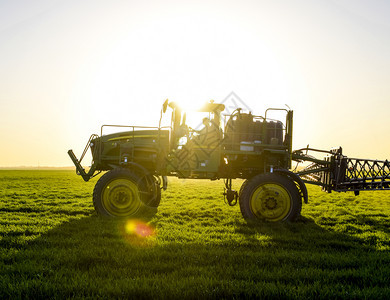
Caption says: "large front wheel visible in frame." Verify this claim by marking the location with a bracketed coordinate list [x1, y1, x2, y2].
[239, 173, 301, 222]
[93, 168, 158, 218]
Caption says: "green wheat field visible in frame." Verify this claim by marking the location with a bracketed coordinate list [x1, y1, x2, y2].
[0, 170, 389, 299]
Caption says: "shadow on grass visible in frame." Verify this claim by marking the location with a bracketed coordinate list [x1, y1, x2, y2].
[233, 215, 386, 252]
[2, 215, 389, 299]
[353, 213, 390, 234]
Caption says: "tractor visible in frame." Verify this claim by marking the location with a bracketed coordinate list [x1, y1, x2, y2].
[68, 99, 390, 222]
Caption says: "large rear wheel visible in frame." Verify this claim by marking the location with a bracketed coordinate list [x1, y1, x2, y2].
[239, 173, 301, 222]
[93, 168, 159, 218]
[239, 179, 249, 198]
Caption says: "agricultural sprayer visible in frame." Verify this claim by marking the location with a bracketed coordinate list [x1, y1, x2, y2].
[68, 100, 390, 222]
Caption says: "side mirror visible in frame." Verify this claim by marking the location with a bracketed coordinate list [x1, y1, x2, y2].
[162, 99, 169, 113]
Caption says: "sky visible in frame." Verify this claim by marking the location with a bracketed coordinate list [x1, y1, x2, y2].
[0, 0, 389, 167]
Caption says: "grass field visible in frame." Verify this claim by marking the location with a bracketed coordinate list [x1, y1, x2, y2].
[0, 170, 389, 299]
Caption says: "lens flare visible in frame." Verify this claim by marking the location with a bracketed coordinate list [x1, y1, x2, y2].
[125, 220, 155, 238]
[121, 219, 156, 248]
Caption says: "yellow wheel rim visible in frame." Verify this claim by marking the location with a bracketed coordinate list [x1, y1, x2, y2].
[102, 178, 141, 217]
[250, 183, 292, 222]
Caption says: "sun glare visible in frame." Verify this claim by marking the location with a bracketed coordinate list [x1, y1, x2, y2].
[121, 219, 156, 248]
[125, 220, 155, 237]
[69, 9, 305, 131]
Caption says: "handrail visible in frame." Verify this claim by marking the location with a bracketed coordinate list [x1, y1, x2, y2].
[79, 134, 99, 164]
[264, 108, 288, 121]
[100, 124, 161, 137]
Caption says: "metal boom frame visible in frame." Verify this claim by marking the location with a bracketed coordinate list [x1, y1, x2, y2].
[293, 147, 390, 194]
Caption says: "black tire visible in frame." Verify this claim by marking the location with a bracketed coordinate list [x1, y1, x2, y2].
[239, 179, 249, 198]
[239, 173, 302, 222]
[93, 168, 158, 218]
[147, 176, 161, 208]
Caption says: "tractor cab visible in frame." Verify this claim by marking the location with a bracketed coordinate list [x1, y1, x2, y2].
[162, 100, 225, 179]
[190, 100, 225, 146]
